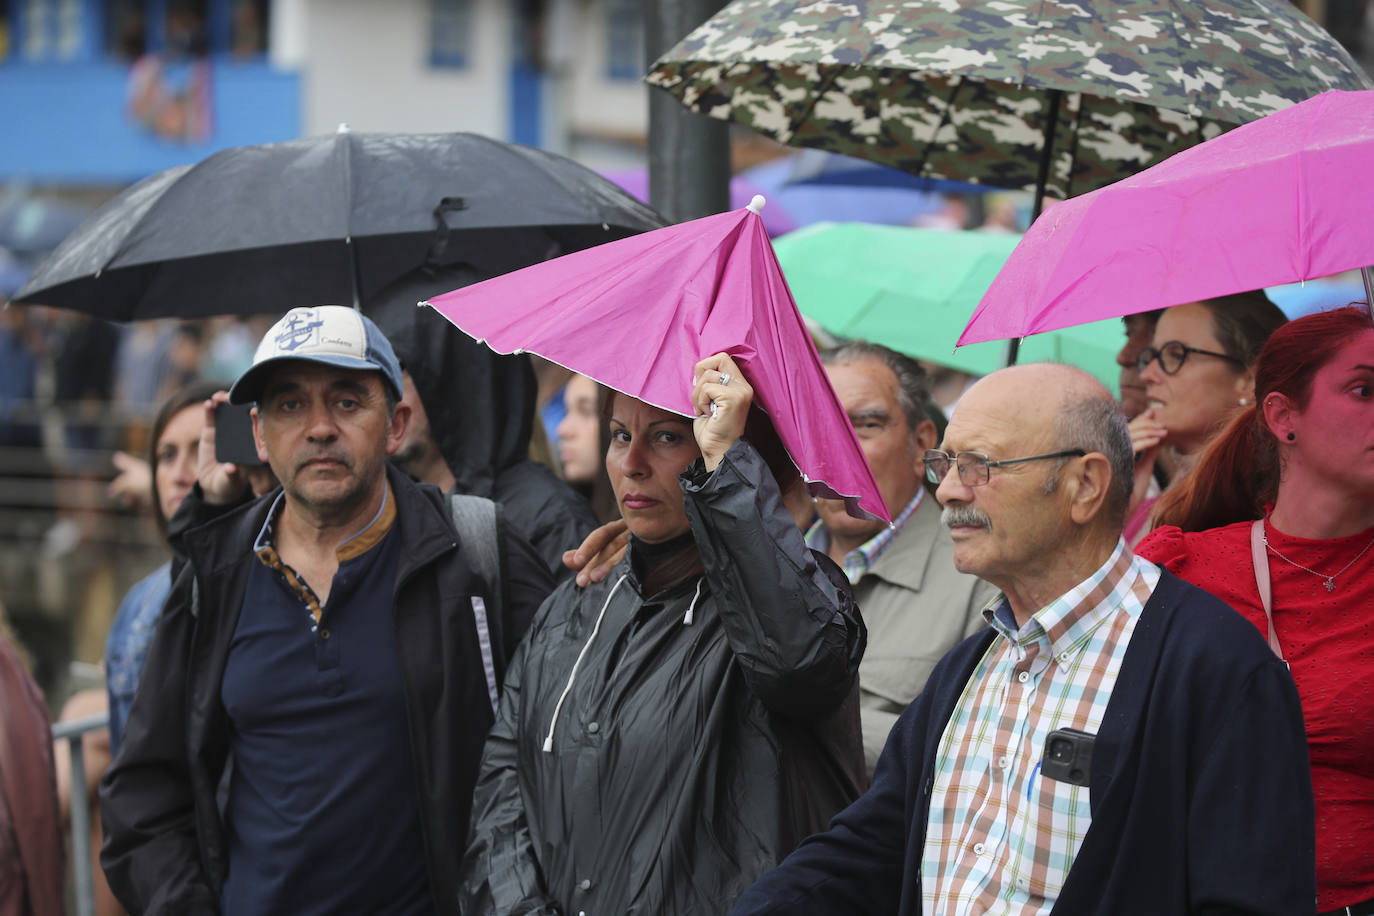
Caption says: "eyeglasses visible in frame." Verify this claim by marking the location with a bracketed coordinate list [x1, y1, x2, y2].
[1136, 340, 1245, 375]
[924, 449, 1087, 487]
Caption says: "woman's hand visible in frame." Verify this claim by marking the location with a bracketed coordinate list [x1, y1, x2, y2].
[1127, 408, 1168, 515]
[691, 353, 753, 472]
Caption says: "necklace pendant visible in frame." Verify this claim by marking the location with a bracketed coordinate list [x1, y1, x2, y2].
[1324, 578, 1336, 592]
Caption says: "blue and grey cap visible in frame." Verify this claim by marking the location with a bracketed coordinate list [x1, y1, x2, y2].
[228, 305, 404, 405]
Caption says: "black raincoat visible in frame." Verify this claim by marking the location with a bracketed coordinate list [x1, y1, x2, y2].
[460, 440, 867, 915]
[367, 265, 598, 577]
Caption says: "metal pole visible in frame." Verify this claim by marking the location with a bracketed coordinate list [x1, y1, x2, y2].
[645, 0, 731, 224]
[53, 712, 108, 916]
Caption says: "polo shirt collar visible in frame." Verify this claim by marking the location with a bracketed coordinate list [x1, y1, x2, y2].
[253, 481, 397, 566]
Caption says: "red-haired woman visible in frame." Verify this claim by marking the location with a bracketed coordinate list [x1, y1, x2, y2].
[1137, 304, 1374, 914]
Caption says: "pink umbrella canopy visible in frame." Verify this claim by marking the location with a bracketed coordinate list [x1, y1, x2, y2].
[424, 200, 889, 522]
[958, 89, 1374, 346]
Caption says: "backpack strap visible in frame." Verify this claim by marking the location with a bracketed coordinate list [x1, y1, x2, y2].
[448, 493, 504, 714]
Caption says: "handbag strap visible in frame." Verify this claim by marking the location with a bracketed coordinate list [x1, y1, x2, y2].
[1249, 519, 1285, 661]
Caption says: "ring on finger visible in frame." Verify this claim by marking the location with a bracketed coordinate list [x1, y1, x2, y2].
[719, 371, 732, 387]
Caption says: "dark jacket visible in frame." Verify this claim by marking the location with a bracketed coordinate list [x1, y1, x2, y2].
[99, 465, 554, 915]
[460, 440, 867, 915]
[731, 569, 1317, 916]
[367, 265, 598, 576]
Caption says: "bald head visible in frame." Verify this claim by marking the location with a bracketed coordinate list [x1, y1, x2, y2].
[953, 364, 1132, 526]
[961, 363, 1109, 423]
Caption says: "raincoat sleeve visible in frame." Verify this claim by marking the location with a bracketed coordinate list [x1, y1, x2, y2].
[681, 438, 864, 718]
[459, 594, 564, 916]
[99, 562, 221, 916]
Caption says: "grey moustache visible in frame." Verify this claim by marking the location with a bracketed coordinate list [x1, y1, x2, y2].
[942, 505, 991, 530]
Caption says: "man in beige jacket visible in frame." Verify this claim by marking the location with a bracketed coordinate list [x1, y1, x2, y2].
[808, 343, 997, 774]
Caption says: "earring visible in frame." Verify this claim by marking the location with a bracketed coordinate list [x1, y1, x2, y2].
[1238, 397, 1249, 406]
[1286, 432, 1296, 442]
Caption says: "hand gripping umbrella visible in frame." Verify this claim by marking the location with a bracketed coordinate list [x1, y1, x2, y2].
[958, 89, 1374, 347]
[424, 197, 889, 523]
[13, 129, 664, 322]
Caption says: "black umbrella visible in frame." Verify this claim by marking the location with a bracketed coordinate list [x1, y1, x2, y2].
[13, 130, 665, 321]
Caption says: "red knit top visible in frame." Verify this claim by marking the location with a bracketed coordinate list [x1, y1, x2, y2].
[1138, 519, 1374, 911]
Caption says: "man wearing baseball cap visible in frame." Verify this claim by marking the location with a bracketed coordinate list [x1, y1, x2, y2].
[99, 306, 553, 916]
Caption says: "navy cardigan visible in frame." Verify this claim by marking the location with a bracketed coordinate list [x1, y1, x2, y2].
[732, 569, 1317, 916]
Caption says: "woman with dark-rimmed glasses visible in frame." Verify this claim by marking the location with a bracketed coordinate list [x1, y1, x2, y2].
[1123, 291, 1285, 543]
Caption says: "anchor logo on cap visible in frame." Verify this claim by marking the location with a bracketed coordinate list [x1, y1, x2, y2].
[275, 311, 324, 353]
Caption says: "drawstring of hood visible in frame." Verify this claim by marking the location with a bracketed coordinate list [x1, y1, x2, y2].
[683, 576, 705, 625]
[543, 574, 629, 753]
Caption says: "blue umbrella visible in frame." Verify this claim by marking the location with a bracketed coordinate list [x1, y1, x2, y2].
[740, 156, 947, 227]
[785, 149, 995, 196]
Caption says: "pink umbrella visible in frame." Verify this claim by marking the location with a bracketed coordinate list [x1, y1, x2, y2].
[958, 89, 1374, 347]
[423, 198, 889, 522]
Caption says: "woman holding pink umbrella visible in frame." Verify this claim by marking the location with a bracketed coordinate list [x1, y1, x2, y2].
[460, 353, 865, 915]
[1137, 305, 1374, 914]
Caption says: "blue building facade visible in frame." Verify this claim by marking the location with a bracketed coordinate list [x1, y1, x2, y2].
[0, 0, 299, 184]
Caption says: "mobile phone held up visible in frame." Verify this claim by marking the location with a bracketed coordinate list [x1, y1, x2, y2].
[214, 402, 265, 467]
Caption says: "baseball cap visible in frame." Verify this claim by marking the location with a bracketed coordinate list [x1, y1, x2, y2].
[228, 305, 404, 405]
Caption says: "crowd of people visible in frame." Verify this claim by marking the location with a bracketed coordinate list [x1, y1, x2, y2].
[1, 277, 1371, 916]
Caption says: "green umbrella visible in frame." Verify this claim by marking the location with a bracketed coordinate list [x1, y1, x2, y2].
[773, 222, 1125, 392]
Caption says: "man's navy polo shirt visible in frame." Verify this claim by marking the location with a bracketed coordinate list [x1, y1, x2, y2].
[220, 484, 431, 915]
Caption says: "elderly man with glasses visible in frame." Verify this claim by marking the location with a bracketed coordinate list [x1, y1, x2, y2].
[732, 362, 1315, 916]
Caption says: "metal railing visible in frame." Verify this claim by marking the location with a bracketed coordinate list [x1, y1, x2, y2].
[51, 711, 109, 916]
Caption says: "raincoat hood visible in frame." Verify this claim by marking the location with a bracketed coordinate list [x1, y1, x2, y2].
[367, 264, 536, 499]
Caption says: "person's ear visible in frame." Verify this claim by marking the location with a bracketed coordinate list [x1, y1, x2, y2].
[1235, 366, 1258, 406]
[251, 406, 269, 465]
[1262, 391, 1296, 442]
[1066, 452, 1113, 526]
[910, 418, 939, 474]
[385, 401, 413, 456]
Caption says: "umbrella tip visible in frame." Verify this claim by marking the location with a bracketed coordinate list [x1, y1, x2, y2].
[746, 194, 766, 215]
[337, 122, 350, 134]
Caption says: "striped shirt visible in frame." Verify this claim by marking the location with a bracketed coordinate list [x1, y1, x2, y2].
[922, 540, 1159, 916]
[805, 488, 924, 585]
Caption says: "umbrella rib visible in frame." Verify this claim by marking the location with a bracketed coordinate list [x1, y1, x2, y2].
[784, 63, 847, 146]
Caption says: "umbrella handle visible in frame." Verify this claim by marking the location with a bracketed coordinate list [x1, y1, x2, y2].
[425, 197, 469, 268]
[1362, 266, 1374, 327]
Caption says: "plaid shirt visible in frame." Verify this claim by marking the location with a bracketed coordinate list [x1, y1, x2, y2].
[805, 488, 924, 585]
[922, 540, 1159, 916]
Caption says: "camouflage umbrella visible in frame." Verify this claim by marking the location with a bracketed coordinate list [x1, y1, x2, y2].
[647, 0, 1373, 205]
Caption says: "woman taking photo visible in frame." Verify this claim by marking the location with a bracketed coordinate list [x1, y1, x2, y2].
[461, 353, 866, 915]
[1137, 305, 1374, 914]
[1124, 291, 1285, 543]
[105, 379, 223, 753]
